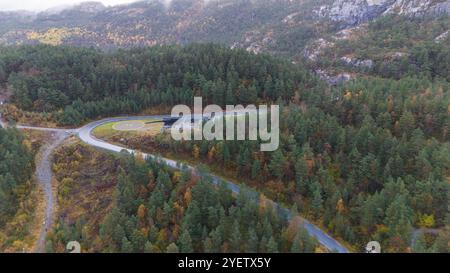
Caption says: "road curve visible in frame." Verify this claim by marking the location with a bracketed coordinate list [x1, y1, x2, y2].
[1, 113, 349, 253]
[78, 116, 350, 253]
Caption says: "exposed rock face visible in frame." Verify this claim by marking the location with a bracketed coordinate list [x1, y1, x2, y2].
[315, 69, 353, 86]
[233, 30, 276, 55]
[435, 30, 450, 43]
[315, 0, 397, 26]
[340, 56, 374, 69]
[333, 26, 362, 40]
[0, 0, 448, 57]
[315, 0, 450, 27]
[303, 38, 335, 61]
[384, 0, 450, 17]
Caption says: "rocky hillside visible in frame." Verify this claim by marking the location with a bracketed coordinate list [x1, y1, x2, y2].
[315, 0, 450, 26]
[0, 0, 449, 82]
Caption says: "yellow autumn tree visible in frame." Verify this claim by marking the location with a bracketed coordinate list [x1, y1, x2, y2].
[137, 204, 147, 220]
[418, 214, 435, 228]
[22, 139, 32, 152]
[344, 90, 352, 100]
[336, 199, 345, 214]
[184, 188, 192, 204]
[134, 151, 145, 164]
[173, 171, 182, 183]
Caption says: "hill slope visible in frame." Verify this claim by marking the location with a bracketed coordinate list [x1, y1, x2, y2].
[0, 1, 448, 52]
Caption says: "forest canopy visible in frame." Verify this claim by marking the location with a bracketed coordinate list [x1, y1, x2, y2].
[0, 44, 316, 125]
[0, 43, 448, 252]
[46, 153, 320, 253]
[0, 128, 34, 227]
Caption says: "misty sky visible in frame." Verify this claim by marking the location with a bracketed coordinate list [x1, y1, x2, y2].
[0, 0, 140, 11]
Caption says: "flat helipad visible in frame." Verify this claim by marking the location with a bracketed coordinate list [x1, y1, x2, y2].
[112, 120, 146, 131]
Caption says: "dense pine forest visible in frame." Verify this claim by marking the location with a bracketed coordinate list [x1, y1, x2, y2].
[0, 0, 449, 256]
[0, 128, 34, 226]
[0, 44, 315, 125]
[0, 42, 449, 252]
[46, 148, 319, 253]
[0, 128, 36, 251]
[118, 75, 450, 252]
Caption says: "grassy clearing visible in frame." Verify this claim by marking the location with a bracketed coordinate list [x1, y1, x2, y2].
[92, 119, 163, 141]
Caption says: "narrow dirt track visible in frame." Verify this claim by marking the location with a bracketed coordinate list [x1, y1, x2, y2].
[33, 131, 71, 253]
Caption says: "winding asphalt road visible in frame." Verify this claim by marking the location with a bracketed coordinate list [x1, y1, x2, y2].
[1, 113, 349, 253]
[78, 116, 350, 253]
